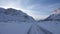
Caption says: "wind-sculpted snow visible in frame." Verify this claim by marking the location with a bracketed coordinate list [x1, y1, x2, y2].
[0, 22, 53, 34]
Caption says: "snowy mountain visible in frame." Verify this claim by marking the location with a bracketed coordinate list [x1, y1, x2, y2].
[37, 8, 60, 34]
[45, 8, 60, 21]
[0, 8, 35, 22]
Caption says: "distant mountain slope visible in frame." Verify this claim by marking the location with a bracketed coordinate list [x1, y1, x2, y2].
[0, 8, 35, 22]
[45, 8, 60, 21]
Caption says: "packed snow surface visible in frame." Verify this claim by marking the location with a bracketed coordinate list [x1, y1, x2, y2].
[0, 22, 53, 34]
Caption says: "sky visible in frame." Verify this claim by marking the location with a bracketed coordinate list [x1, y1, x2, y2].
[0, 0, 60, 20]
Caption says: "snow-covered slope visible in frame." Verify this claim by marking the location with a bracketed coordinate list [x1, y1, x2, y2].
[0, 8, 35, 22]
[45, 14, 60, 21]
[38, 21, 60, 34]
[45, 8, 60, 21]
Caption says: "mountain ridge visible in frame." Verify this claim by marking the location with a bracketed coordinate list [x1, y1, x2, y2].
[0, 8, 35, 22]
[45, 8, 60, 21]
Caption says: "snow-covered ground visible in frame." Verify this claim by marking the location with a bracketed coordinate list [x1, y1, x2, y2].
[38, 21, 60, 34]
[0, 22, 32, 34]
[0, 22, 52, 34]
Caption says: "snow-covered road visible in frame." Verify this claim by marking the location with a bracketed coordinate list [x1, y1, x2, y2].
[0, 22, 52, 34]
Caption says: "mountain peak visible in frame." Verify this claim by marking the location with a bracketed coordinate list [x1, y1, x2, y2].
[6, 8, 18, 11]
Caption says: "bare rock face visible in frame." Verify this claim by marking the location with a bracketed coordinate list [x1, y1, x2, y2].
[45, 8, 60, 21]
[0, 8, 35, 22]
